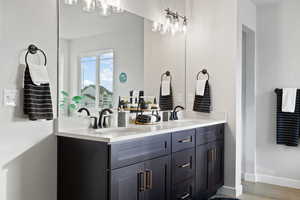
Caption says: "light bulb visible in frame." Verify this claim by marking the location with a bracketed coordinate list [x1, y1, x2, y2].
[182, 17, 188, 34]
[182, 24, 187, 34]
[171, 26, 176, 36]
[174, 20, 180, 32]
[114, 0, 123, 12]
[165, 15, 172, 33]
[99, 0, 109, 15]
[64, 0, 78, 5]
[83, 0, 96, 12]
[152, 22, 159, 32]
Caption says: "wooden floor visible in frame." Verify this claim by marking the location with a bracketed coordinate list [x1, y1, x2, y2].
[239, 193, 275, 200]
[242, 181, 300, 200]
[215, 181, 300, 200]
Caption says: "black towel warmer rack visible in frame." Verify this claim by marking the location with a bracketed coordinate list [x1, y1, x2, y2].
[25, 44, 47, 66]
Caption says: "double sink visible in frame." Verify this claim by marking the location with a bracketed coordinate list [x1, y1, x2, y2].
[57, 118, 226, 143]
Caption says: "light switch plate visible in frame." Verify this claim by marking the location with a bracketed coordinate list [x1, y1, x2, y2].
[3, 89, 18, 107]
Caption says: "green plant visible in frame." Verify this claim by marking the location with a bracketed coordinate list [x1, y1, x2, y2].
[60, 91, 85, 112]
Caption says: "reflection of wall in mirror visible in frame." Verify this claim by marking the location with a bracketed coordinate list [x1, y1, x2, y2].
[59, 2, 187, 113]
[144, 19, 186, 107]
[59, 7, 145, 111]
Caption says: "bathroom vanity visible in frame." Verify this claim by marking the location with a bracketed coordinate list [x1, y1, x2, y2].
[57, 120, 225, 200]
[57, 1, 225, 199]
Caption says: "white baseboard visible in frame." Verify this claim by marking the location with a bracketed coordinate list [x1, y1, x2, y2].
[217, 184, 243, 197]
[243, 172, 257, 182]
[243, 172, 300, 189]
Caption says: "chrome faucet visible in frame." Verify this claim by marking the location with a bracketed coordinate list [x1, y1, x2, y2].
[99, 108, 113, 128]
[170, 105, 184, 120]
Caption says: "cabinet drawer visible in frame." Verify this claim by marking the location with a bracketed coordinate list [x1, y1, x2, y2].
[196, 124, 224, 146]
[172, 178, 195, 200]
[172, 149, 195, 184]
[110, 133, 171, 169]
[172, 129, 195, 152]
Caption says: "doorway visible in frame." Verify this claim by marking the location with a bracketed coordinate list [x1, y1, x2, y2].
[241, 25, 256, 182]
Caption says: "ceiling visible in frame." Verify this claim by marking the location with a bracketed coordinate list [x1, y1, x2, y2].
[251, 0, 281, 5]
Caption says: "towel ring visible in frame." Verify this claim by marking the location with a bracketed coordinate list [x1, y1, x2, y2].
[197, 69, 209, 81]
[25, 44, 47, 66]
[161, 70, 172, 82]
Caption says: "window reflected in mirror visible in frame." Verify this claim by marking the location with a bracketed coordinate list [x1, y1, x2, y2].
[80, 50, 114, 109]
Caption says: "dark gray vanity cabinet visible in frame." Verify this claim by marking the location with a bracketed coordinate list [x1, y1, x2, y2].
[111, 155, 171, 200]
[57, 124, 224, 200]
[196, 125, 225, 200]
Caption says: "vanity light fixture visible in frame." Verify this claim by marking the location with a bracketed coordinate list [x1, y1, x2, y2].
[64, 0, 78, 5]
[152, 8, 188, 35]
[64, 0, 123, 16]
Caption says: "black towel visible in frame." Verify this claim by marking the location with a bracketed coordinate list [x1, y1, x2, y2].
[23, 66, 53, 120]
[193, 81, 211, 113]
[276, 89, 300, 146]
[159, 84, 174, 111]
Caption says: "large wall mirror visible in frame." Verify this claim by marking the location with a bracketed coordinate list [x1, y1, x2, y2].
[58, 0, 187, 128]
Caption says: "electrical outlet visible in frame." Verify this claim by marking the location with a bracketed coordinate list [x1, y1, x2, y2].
[3, 89, 18, 107]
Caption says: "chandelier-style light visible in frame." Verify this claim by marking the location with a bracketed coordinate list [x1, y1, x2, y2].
[64, 0, 123, 16]
[152, 8, 188, 35]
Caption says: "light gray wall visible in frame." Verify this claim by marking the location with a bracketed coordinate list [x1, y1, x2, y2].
[186, 0, 240, 194]
[256, 0, 300, 187]
[0, 0, 57, 200]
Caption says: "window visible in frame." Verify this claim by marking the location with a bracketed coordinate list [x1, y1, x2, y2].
[80, 50, 114, 109]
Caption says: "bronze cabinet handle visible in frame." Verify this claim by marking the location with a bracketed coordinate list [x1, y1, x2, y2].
[145, 170, 152, 190]
[138, 172, 146, 192]
[213, 148, 217, 161]
[178, 137, 192, 143]
[208, 149, 213, 162]
[179, 162, 191, 168]
[180, 193, 190, 199]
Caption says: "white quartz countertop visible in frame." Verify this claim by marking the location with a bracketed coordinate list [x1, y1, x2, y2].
[56, 118, 226, 143]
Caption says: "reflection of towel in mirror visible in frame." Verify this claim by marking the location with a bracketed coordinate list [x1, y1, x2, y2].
[159, 80, 173, 111]
[27, 62, 50, 85]
[161, 79, 171, 96]
[23, 66, 53, 120]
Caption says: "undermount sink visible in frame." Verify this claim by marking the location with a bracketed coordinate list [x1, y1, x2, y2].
[94, 127, 143, 134]
[168, 119, 208, 124]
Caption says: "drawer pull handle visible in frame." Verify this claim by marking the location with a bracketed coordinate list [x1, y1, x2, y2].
[178, 137, 192, 143]
[180, 193, 190, 200]
[179, 163, 191, 168]
[145, 170, 153, 189]
[138, 172, 146, 192]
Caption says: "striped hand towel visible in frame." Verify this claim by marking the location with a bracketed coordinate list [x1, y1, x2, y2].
[23, 66, 53, 120]
[159, 83, 174, 111]
[193, 80, 211, 113]
[276, 89, 300, 146]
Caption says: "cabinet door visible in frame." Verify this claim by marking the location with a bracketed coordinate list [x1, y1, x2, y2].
[111, 162, 145, 200]
[196, 144, 208, 197]
[207, 141, 224, 192]
[210, 141, 224, 190]
[144, 156, 171, 200]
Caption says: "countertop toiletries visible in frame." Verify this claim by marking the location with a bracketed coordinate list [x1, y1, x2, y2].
[162, 111, 169, 122]
[118, 108, 129, 127]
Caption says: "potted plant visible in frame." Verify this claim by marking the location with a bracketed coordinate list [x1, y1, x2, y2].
[60, 91, 85, 116]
